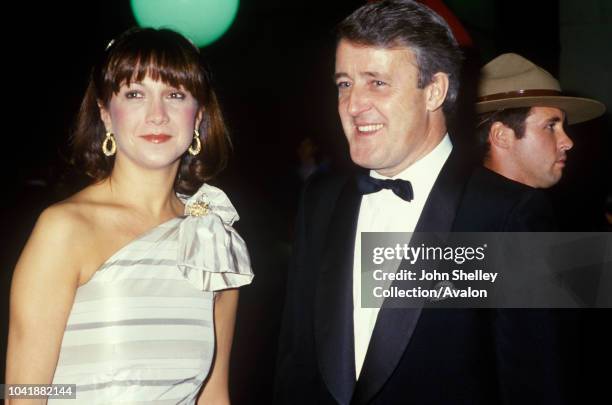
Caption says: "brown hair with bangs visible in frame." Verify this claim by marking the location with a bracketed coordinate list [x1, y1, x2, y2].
[71, 27, 230, 194]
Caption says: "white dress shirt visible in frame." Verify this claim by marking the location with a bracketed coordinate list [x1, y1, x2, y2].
[352, 134, 453, 378]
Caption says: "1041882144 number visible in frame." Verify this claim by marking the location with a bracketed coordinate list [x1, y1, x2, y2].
[2, 384, 76, 399]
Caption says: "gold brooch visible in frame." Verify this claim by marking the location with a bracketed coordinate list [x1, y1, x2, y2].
[186, 201, 210, 217]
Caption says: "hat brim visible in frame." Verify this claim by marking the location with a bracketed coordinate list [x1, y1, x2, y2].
[476, 96, 605, 125]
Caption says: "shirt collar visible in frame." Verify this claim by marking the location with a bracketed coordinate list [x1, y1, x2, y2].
[370, 133, 453, 182]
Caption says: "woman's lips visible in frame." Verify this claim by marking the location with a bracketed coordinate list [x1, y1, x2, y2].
[140, 134, 172, 144]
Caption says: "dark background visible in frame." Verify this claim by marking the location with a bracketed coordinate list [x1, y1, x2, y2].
[1, 1, 610, 403]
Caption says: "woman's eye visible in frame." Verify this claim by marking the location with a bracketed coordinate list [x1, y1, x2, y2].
[169, 91, 186, 100]
[336, 81, 350, 89]
[373, 80, 386, 87]
[125, 91, 142, 99]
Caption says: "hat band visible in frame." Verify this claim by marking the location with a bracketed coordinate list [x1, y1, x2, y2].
[478, 89, 562, 102]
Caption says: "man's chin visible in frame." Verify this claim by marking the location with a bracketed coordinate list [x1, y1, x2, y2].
[350, 156, 378, 170]
[536, 175, 562, 189]
[349, 148, 380, 170]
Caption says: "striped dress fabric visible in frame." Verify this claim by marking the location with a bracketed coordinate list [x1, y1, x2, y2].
[50, 184, 253, 404]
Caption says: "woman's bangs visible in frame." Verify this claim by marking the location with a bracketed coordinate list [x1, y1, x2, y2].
[106, 49, 202, 97]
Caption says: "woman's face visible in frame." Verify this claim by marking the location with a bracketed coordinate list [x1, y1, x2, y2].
[100, 75, 202, 171]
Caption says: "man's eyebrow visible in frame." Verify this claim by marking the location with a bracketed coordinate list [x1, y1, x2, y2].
[333, 71, 385, 81]
[334, 72, 349, 81]
[547, 115, 563, 123]
[362, 71, 382, 78]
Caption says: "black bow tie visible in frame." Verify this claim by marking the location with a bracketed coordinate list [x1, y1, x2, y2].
[356, 174, 414, 202]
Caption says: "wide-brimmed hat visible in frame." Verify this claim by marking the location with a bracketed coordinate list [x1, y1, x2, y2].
[476, 53, 605, 124]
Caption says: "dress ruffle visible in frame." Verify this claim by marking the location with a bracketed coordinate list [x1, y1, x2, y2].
[177, 184, 253, 291]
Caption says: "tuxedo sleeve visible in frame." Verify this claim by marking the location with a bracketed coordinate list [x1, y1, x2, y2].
[273, 175, 345, 404]
[274, 183, 318, 404]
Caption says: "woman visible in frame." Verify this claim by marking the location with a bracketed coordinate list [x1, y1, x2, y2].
[6, 28, 253, 404]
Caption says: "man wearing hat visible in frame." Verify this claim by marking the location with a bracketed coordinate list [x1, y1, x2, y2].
[476, 53, 605, 189]
[473, 53, 607, 405]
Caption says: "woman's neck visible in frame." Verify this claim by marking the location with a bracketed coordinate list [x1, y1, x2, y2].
[103, 158, 184, 219]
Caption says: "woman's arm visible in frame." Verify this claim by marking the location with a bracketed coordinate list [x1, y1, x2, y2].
[6, 206, 82, 404]
[197, 289, 239, 405]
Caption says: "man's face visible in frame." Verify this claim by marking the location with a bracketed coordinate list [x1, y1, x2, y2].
[510, 106, 573, 188]
[335, 40, 436, 177]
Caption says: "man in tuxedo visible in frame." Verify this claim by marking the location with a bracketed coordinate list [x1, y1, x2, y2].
[275, 1, 581, 404]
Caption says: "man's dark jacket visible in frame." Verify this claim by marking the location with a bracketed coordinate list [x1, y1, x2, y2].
[274, 149, 565, 405]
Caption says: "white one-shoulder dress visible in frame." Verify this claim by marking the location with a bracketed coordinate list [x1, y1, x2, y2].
[50, 184, 253, 404]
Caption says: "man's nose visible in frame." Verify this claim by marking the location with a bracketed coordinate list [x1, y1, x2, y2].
[346, 86, 371, 117]
[558, 127, 573, 151]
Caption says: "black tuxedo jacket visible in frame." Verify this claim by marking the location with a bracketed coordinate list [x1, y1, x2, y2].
[274, 150, 566, 405]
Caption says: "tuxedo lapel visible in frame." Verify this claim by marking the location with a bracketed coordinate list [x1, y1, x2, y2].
[352, 150, 472, 404]
[315, 177, 362, 405]
[351, 304, 422, 404]
[415, 149, 471, 233]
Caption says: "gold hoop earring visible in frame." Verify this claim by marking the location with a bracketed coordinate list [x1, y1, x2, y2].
[102, 131, 116, 157]
[188, 129, 202, 156]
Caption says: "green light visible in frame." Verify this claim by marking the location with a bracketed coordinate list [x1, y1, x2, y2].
[130, 0, 240, 47]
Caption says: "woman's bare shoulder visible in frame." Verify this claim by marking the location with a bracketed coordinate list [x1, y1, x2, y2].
[36, 187, 102, 236]
[40, 183, 140, 284]
[22, 185, 110, 274]
[11, 192, 99, 297]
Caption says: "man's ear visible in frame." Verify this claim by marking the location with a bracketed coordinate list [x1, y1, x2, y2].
[425, 72, 449, 112]
[488, 121, 515, 150]
[98, 102, 112, 132]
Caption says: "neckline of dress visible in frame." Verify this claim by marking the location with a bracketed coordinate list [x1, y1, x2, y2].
[80, 184, 214, 286]
[81, 216, 185, 285]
